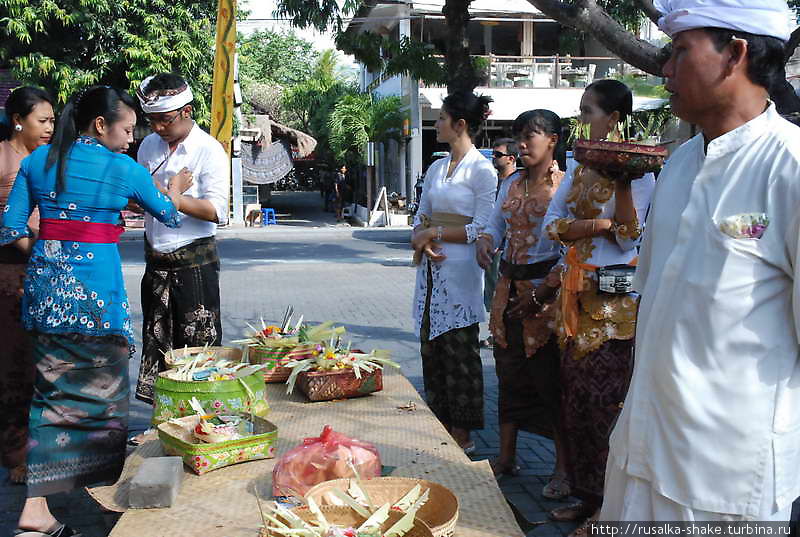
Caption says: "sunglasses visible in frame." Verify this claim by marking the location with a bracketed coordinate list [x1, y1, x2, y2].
[493, 151, 514, 159]
[146, 110, 183, 127]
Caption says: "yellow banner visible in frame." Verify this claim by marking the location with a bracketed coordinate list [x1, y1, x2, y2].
[210, 0, 236, 156]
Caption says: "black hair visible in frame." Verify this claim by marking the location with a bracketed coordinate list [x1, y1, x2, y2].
[441, 91, 493, 138]
[585, 79, 633, 123]
[703, 28, 785, 92]
[141, 73, 194, 110]
[511, 109, 567, 171]
[46, 85, 138, 192]
[492, 137, 519, 158]
[0, 86, 54, 141]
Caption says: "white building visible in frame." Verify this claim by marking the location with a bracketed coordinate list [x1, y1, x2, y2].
[342, 0, 666, 210]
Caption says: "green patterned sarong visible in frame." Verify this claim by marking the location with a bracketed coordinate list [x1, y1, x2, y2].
[26, 332, 129, 497]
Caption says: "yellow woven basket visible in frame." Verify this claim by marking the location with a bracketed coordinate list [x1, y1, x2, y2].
[304, 477, 458, 537]
[259, 505, 434, 537]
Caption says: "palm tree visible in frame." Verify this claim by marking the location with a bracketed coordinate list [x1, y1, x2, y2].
[328, 93, 405, 217]
[328, 94, 404, 162]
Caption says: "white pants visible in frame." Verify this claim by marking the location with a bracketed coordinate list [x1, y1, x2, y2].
[600, 461, 792, 522]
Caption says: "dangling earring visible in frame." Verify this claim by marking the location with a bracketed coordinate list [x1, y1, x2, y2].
[14, 124, 22, 132]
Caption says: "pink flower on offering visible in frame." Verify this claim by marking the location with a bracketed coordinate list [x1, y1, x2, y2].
[213, 400, 223, 409]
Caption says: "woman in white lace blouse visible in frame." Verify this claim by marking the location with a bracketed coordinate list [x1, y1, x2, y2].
[411, 91, 497, 452]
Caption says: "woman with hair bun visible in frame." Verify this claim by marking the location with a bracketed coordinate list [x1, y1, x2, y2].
[477, 109, 569, 487]
[1, 85, 192, 537]
[0, 86, 54, 485]
[411, 91, 497, 453]
[544, 79, 655, 531]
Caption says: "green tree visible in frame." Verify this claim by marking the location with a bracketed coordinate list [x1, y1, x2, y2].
[276, 0, 800, 112]
[328, 94, 405, 162]
[238, 29, 318, 86]
[0, 0, 216, 124]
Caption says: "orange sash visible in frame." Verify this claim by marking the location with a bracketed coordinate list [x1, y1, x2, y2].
[561, 246, 637, 338]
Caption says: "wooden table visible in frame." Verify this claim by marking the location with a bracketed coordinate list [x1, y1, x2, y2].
[92, 370, 525, 537]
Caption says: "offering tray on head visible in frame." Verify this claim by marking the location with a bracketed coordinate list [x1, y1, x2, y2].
[573, 138, 667, 177]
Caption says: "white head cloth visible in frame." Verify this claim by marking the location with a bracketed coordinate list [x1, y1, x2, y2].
[653, 0, 794, 42]
[137, 75, 194, 114]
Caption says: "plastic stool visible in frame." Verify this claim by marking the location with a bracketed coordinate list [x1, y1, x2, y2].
[261, 208, 277, 226]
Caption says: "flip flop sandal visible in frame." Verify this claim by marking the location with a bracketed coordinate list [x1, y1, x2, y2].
[127, 428, 156, 447]
[548, 502, 594, 522]
[15, 523, 82, 537]
[489, 458, 521, 477]
[542, 473, 572, 500]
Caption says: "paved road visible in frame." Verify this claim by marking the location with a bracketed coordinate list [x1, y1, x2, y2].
[0, 192, 573, 536]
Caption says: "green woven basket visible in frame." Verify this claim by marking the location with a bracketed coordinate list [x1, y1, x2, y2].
[158, 414, 278, 475]
[152, 371, 269, 425]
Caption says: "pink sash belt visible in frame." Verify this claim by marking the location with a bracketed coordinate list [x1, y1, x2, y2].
[39, 218, 125, 244]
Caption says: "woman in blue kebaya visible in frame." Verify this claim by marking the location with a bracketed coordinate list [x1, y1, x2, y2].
[0, 86, 192, 537]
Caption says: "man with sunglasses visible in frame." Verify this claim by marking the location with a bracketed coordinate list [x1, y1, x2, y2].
[132, 73, 229, 417]
[491, 138, 518, 183]
[483, 138, 519, 347]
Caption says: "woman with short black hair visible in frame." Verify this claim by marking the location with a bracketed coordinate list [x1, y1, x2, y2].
[477, 109, 569, 485]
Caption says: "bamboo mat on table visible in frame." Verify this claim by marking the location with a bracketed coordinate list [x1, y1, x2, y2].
[90, 370, 524, 537]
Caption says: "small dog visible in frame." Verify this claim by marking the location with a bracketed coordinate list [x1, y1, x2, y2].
[245, 209, 262, 227]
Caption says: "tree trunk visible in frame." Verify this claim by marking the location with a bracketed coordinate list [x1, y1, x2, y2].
[526, 0, 800, 118]
[443, 0, 478, 93]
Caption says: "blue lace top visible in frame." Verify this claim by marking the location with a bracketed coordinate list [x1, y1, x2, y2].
[0, 138, 181, 343]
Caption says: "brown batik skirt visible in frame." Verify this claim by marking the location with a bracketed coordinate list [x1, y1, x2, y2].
[559, 337, 634, 507]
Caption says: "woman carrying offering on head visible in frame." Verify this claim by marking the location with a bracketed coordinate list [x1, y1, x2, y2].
[543, 79, 655, 532]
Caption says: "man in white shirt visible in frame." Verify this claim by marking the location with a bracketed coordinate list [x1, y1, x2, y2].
[600, 0, 800, 522]
[133, 73, 230, 405]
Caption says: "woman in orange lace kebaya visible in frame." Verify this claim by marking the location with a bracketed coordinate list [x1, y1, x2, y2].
[476, 110, 566, 486]
[543, 80, 655, 531]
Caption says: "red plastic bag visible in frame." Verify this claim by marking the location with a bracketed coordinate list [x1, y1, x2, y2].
[272, 425, 381, 497]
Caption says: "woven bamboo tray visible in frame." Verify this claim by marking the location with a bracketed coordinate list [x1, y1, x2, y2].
[574, 138, 667, 176]
[297, 368, 383, 401]
[158, 414, 278, 475]
[259, 505, 434, 537]
[246, 343, 316, 383]
[164, 345, 243, 368]
[305, 477, 458, 537]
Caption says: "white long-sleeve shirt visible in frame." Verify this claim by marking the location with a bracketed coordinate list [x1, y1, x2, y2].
[412, 147, 498, 339]
[609, 103, 800, 518]
[138, 123, 229, 253]
[543, 160, 655, 267]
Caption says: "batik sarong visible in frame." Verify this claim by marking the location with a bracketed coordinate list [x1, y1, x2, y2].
[136, 236, 222, 404]
[0, 262, 34, 478]
[26, 332, 129, 497]
[493, 316, 560, 438]
[559, 337, 634, 508]
[420, 265, 484, 430]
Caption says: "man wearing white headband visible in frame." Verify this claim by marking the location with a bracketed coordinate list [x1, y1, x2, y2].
[133, 73, 229, 414]
[599, 0, 800, 525]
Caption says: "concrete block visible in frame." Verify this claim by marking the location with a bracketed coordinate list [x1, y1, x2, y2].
[128, 457, 184, 509]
